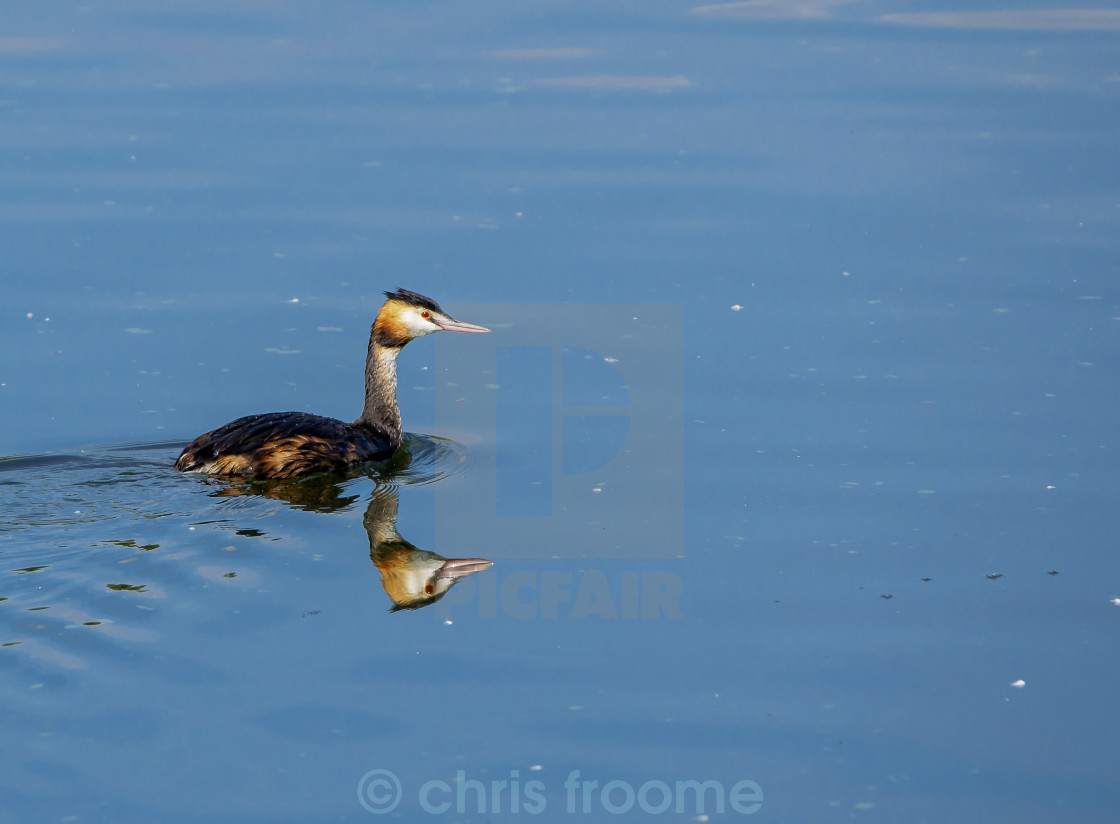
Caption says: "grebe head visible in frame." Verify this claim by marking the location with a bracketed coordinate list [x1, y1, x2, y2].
[379, 555, 495, 611]
[375, 288, 490, 346]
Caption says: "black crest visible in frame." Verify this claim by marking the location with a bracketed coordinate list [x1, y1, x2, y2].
[383, 288, 445, 315]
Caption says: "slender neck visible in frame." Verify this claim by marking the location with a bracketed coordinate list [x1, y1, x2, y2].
[356, 330, 402, 449]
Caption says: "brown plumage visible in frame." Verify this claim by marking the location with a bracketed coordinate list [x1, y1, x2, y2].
[175, 413, 384, 478]
[175, 289, 489, 479]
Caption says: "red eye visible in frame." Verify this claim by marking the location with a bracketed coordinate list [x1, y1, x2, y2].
[421, 311, 431, 319]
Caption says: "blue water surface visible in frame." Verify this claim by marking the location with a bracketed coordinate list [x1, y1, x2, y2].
[2, 2, 1119, 822]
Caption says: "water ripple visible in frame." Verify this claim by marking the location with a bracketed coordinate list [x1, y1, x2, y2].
[0, 434, 473, 664]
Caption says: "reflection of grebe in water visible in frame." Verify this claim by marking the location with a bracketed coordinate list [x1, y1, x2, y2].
[175, 289, 489, 479]
[198, 442, 490, 611]
[365, 488, 492, 611]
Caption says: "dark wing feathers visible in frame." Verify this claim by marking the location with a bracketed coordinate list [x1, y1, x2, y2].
[175, 412, 392, 478]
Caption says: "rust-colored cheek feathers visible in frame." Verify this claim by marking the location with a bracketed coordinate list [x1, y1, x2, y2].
[373, 304, 413, 347]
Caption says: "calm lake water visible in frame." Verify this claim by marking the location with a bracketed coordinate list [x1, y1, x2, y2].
[2, 2, 1119, 822]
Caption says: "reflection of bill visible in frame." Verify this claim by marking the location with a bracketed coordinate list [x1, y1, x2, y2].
[365, 489, 492, 612]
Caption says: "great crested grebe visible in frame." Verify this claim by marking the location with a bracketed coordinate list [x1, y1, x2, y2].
[174, 288, 489, 479]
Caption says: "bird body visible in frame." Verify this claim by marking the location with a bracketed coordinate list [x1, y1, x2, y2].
[172, 411, 390, 478]
[175, 289, 488, 479]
